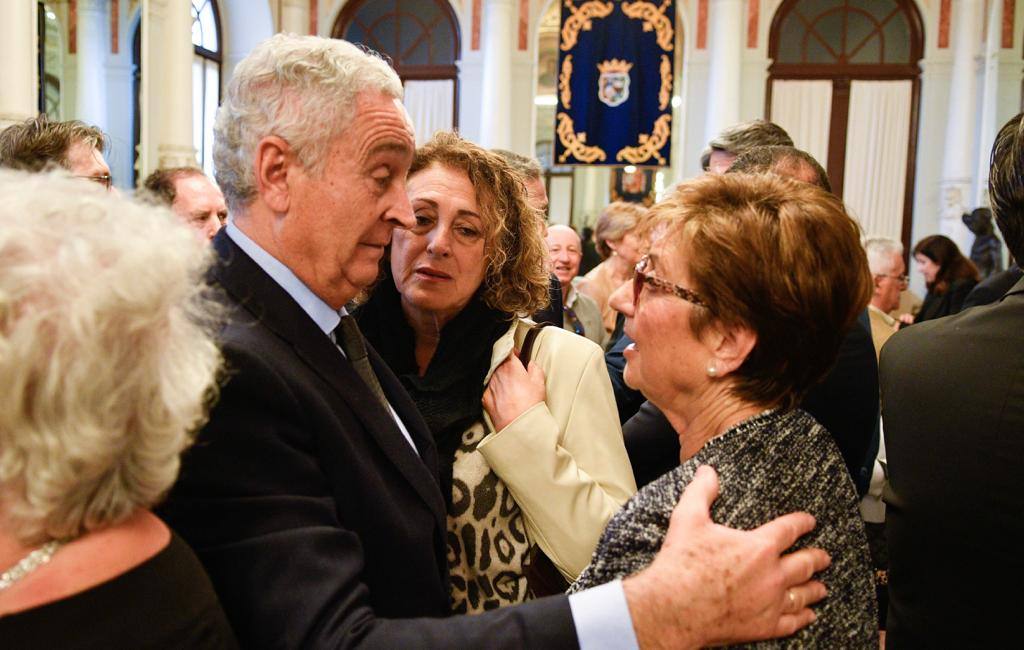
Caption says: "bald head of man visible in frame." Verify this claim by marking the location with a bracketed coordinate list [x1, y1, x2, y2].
[546, 224, 583, 298]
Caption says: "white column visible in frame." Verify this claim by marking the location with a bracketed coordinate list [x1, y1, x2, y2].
[940, 0, 983, 251]
[141, 0, 196, 178]
[76, 0, 109, 130]
[280, 0, 310, 35]
[975, 0, 1002, 206]
[479, 0, 514, 149]
[0, 2, 38, 127]
[703, 0, 744, 145]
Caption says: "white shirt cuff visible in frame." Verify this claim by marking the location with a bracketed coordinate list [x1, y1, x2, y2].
[568, 580, 640, 650]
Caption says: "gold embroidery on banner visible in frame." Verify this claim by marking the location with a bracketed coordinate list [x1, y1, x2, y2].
[621, 0, 674, 51]
[557, 113, 608, 163]
[596, 58, 634, 76]
[559, 55, 574, 108]
[560, 0, 614, 51]
[658, 54, 672, 110]
[616, 114, 672, 165]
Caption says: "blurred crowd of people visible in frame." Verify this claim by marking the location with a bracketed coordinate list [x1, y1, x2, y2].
[0, 33, 1020, 650]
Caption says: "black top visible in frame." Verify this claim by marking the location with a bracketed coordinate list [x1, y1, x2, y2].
[915, 277, 977, 322]
[0, 533, 238, 650]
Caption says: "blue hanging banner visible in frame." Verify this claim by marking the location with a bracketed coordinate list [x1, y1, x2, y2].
[555, 0, 675, 167]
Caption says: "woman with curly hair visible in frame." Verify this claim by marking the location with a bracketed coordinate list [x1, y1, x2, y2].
[355, 132, 635, 613]
[0, 170, 235, 647]
[904, 234, 980, 324]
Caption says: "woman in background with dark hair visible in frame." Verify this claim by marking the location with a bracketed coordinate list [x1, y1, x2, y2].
[902, 234, 979, 324]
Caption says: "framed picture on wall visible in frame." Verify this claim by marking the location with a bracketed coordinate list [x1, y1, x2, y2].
[611, 167, 656, 205]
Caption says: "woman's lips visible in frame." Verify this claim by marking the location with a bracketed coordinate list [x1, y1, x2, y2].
[414, 267, 452, 280]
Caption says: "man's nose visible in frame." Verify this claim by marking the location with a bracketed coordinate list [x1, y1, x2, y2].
[204, 214, 221, 240]
[388, 186, 415, 229]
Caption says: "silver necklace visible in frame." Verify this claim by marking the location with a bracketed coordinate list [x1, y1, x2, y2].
[0, 540, 64, 591]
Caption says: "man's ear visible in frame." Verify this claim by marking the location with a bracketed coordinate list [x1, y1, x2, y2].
[253, 135, 293, 214]
[706, 322, 757, 377]
[871, 274, 884, 297]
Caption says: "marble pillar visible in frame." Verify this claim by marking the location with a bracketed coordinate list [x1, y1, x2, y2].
[704, 0, 744, 145]
[479, 0, 514, 150]
[76, 0, 110, 131]
[0, 2, 38, 127]
[940, 0, 983, 251]
[280, 0, 310, 35]
[140, 0, 196, 178]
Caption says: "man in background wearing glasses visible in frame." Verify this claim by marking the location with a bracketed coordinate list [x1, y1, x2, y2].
[864, 237, 908, 359]
[0, 114, 113, 191]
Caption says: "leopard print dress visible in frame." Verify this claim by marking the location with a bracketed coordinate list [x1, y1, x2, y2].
[446, 420, 533, 614]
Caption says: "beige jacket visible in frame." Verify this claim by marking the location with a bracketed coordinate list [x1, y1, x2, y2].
[868, 304, 898, 360]
[478, 319, 637, 580]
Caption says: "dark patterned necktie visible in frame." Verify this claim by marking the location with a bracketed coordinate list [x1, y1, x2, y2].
[563, 304, 586, 336]
[334, 315, 389, 412]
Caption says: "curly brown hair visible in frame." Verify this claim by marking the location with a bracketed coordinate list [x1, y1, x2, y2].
[409, 132, 550, 315]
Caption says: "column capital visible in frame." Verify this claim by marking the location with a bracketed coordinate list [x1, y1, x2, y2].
[157, 144, 199, 169]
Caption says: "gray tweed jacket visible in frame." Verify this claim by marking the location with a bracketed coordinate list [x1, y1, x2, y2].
[571, 408, 877, 648]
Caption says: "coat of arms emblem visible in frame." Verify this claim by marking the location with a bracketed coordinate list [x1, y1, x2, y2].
[597, 59, 633, 108]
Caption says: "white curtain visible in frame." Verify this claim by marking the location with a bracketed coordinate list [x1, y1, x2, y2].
[770, 80, 832, 169]
[842, 80, 912, 241]
[403, 80, 454, 146]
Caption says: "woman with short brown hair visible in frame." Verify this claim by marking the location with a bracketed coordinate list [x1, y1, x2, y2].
[568, 173, 878, 646]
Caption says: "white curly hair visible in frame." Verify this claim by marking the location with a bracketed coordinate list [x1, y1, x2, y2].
[0, 169, 223, 545]
[213, 33, 403, 212]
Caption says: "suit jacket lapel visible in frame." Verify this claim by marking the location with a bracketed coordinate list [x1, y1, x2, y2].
[366, 341, 442, 483]
[211, 232, 447, 526]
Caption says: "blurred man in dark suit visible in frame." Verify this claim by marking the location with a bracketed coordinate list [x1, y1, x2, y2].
[879, 113, 1024, 647]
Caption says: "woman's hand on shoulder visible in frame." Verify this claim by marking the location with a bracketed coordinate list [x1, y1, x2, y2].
[897, 313, 915, 326]
[482, 353, 547, 432]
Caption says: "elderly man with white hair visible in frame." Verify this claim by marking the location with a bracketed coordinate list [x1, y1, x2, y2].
[546, 224, 606, 346]
[864, 237, 908, 359]
[157, 34, 830, 649]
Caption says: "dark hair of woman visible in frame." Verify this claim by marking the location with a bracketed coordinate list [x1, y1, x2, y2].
[912, 234, 980, 294]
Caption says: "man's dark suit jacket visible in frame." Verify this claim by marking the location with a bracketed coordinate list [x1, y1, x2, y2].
[623, 313, 879, 495]
[879, 278, 1024, 647]
[159, 232, 577, 648]
[962, 264, 1023, 309]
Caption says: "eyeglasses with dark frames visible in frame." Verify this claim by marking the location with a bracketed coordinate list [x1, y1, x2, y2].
[633, 255, 709, 308]
[76, 174, 113, 190]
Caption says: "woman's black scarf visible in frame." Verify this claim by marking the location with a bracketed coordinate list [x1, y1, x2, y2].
[355, 272, 512, 504]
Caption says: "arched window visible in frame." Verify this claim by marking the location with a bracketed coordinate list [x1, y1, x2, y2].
[192, 0, 222, 176]
[768, 0, 923, 248]
[333, 0, 460, 142]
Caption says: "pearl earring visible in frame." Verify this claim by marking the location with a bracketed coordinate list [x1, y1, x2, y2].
[706, 359, 718, 377]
